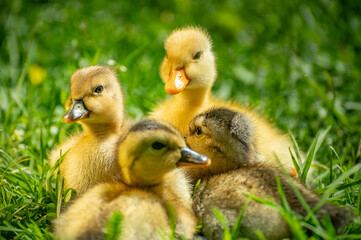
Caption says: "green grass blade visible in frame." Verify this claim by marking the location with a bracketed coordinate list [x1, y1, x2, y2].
[56, 176, 63, 217]
[165, 203, 176, 240]
[357, 185, 361, 213]
[289, 147, 300, 174]
[288, 130, 303, 170]
[273, 175, 311, 239]
[315, 126, 331, 154]
[0, 225, 23, 232]
[212, 207, 231, 240]
[329, 145, 342, 167]
[301, 133, 319, 183]
[45, 149, 67, 202]
[301, 126, 331, 183]
[193, 179, 201, 196]
[241, 192, 278, 209]
[337, 234, 361, 239]
[104, 211, 123, 240]
[275, 175, 291, 212]
[313, 164, 361, 213]
[274, 155, 321, 227]
[254, 230, 266, 240]
[300, 221, 330, 239]
[231, 200, 250, 240]
[337, 179, 361, 191]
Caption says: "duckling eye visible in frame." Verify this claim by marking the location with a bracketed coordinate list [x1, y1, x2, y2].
[94, 85, 104, 93]
[193, 51, 202, 60]
[152, 141, 166, 150]
[195, 127, 203, 136]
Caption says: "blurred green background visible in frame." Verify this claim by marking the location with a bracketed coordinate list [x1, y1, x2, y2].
[1, 0, 360, 150]
[1, 0, 360, 238]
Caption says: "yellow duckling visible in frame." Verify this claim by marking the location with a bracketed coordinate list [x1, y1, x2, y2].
[49, 66, 126, 194]
[151, 26, 299, 175]
[54, 119, 210, 240]
[186, 108, 352, 239]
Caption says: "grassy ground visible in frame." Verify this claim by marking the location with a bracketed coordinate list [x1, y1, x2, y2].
[1, 0, 360, 239]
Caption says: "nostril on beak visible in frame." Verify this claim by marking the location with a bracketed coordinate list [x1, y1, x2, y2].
[183, 134, 188, 140]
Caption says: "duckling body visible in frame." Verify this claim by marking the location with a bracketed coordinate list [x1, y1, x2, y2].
[55, 120, 210, 240]
[194, 166, 350, 240]
[54, 132, 123, 192]
[152, 88, 210, 135]
[49, 66, 126, 194]
[186, 108, 352, 239]
[151, 27, 299, 174]
[55, 182, 179, 240]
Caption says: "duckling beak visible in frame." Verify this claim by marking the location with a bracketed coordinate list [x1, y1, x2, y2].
[177, 147, 210, 167]
[165, 68, 190, 95]
[63, 100, 89, 123]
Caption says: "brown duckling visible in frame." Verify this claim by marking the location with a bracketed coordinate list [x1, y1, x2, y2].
[54, 120, 210, 240]
[186, 108, 352, 239]
[150, 26, 300, 176]
[49, 66, 126, 194]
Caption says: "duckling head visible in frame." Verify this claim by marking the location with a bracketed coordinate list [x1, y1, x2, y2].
[63, 66, 124, 129]
[117, 120, 210, 186]
[186, 108, 257, 175]
[160, 26, 217, 95]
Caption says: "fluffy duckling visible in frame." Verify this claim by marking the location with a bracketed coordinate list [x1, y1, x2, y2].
[54, 120, 210, 240]
[150, 26, 299, 175]
[186, 108, 352, 240]
[49, 66, 126, 194]
[184, 107, 259, 183]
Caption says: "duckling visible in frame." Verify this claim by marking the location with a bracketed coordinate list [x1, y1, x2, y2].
[49, 66, 196, 212]
[184, 107, 259, 183]
[150, 26, 300, 175]
[186, 108, 352, 239]
[49, 66, 126, 194]
[54, 120, 210, 240]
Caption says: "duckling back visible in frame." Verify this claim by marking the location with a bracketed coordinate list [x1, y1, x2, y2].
[194, 167, 290, 240]
[194, 165, 352, 239]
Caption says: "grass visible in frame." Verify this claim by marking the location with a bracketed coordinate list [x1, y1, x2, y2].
[0, 0, 360, 239]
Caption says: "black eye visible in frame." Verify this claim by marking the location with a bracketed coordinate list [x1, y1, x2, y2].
[152, 142, 166, 150]
[94, 85, 104, 93]
[193, 51, 202, 60]
[196, 127, 203, 136]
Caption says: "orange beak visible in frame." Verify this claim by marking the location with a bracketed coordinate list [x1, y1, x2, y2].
[164, 68, 190, 95]
[177, 159, 211, 168]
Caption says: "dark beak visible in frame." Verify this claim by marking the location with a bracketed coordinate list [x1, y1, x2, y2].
[63, 100, 89, 124]
[177, 147, 210, 167]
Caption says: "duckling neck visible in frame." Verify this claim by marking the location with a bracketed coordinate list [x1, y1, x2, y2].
[121, 171, 163, 188]
[82, 122, 122, 138]
[172, 87, 211, 108]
